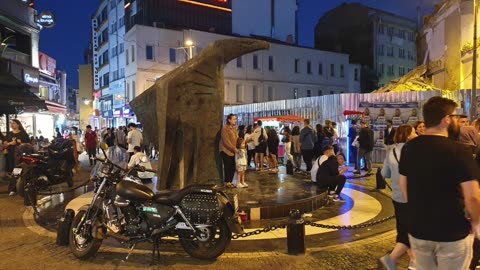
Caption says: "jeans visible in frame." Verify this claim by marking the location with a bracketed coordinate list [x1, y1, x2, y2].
[356, 148, 372, 172]
[87, 147, 97, 165]
[293, 153, 302, 169]
[317, 175, 347, 195]
[409, 234, 474, 270]
[301, 149, 314, 172]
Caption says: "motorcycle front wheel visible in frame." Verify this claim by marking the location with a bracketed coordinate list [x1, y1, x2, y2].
[180, 218, 231, 260]
[69, 210, 103, 260]
[15, 173, 29, 198]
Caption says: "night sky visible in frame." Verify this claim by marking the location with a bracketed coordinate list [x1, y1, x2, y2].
[34, 0, 439, 87]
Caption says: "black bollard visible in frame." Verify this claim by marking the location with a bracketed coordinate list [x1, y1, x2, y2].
[56, 209, 75, 246]
[287, 209, 305, 255]
[286, 160, 294, 175]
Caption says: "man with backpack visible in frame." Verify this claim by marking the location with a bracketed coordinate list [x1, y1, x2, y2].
[253, 120, 268, 171]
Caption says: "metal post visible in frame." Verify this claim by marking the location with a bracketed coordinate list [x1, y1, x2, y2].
[188, 46, 193, 60]
[472, 0, 478, 120]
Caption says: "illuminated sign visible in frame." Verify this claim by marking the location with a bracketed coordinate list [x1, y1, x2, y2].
[23, 69, 40, 88]
[37, 11, 55, 28]
[92, 18, 100, 89]
[39, 52, 56, 76]
[177, 0, 231, 12]
[113, 109, 122, 117]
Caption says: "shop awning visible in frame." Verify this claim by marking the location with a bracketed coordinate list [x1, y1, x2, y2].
[254, 115, 304, 123]
[0, 72, 47, 115]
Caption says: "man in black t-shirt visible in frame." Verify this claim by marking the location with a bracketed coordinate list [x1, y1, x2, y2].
[399, 96, 480, 270]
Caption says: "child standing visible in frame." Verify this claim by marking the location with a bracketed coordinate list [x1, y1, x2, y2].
[235, 138, 248, 188]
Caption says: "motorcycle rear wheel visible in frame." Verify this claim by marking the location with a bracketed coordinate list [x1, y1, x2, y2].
[16, 175, 28, 198]
[69, 210, 103, 260]
[180, 218, 231, 260]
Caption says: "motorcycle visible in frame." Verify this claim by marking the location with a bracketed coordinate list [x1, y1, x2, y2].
[69, 143, 243, 261]
[14, 138, 75, 198]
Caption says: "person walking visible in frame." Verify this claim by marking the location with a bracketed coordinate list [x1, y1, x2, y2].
[313, 124, 325, 160]
[354, 121, 374, 175]
[384, 120, 396, 152]
[291, 126, 302, 171]
[266, 128, 279, 173]
[127, 123, 143, 161]
[300, 119, 316, 172]
[253, 120, 268, 171]
[219, 114, 238, 188]
[115, 126, 127, 149]
[348, 120, 358, 166]
[379, 125, 417, 270]
[244, 125, 256, 168]
[83, 125, 98, 166]
[399, 96, 480, 270]
[281, 126, 294, 163]
[104, 128, 116, 158]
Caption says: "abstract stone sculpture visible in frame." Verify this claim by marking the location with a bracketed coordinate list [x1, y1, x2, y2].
[130, 38, 270, 190]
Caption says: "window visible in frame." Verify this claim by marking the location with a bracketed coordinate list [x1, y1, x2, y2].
[101, 29, 108, 44]
[318, 63, 323, 75]
[399, 66, 406, 76]
[387, 65, 394, 76]
[330, 91, 334, 95]
[294, 59, 300, 73]
[253, 54, 259, 70]
[307, 61, 312, 74]
[387, 26, 394, 36]
[110, 0, 116, 10]
[408, 68, 413, 72]
[378, 24, 385, 34]
[398, 29, 405, 39]
[252, 85, 258, 103]
[399, 48, 405, 59]
[387, 46, 394, 57]
[267, 86, 273, 101]
[102, 50, 109, 65]
[126, 49, 129, 65]
[118, 16, 125, 27]
[236, 84, 243, 103]
[236, 57, 242, 68]
[120, 68, 125, 78]
[131, 45, 135, 62]
[294, 88, 298, 99]
[268, 56, 274, 71]
[408, 31, 415, 42]
[119, 43, 124, 53]
[126, 82, 130, 101]
[377, 44, 384, 56]
[354, 68, 359, 81]
[169, 48, 176, 63]
[132, 81, 136, 99]
[103, 73, 109, 86]
[146, 45, 154, 60]
[408, 50, 414, 60]
[307, 90, 311, 97]
[340, 65, 344, 78]
[318, 90, 323, 96]
[330, 64, 335, 77]
[378, 63, 384, 76]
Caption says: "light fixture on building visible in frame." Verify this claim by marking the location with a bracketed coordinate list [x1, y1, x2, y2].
[82, 98, 91, 105]
[184, 39, 194, 59]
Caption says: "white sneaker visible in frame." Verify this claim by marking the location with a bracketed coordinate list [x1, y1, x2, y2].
[242, 183, 249, 188]
[9, 191, 16, 196]
[237, 183, 245, 188]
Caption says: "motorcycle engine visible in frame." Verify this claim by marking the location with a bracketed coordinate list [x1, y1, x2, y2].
[35, 175, 49, 186]
[122, 205, 149, 235]
[141, 202, 174, 228]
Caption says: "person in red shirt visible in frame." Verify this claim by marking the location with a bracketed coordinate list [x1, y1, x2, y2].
[83, 125, 98, 166]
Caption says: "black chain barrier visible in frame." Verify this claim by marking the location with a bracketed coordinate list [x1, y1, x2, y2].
[231, 215, 395, 239]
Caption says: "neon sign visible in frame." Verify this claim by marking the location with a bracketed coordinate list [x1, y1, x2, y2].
[177, 0, 231, 12]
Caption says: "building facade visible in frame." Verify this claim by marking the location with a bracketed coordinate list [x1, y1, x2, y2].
[314, 3, 417, 92]
[417, 0, 475, 92]
[124, 25, 359, 109]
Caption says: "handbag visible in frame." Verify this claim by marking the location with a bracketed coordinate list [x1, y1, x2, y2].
[351, 135, 359, 147]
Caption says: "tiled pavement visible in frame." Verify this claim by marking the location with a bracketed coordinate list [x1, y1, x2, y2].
[0, 155, 409, 270]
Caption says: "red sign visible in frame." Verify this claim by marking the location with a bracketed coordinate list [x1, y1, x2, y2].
[39, 52, 56, 77]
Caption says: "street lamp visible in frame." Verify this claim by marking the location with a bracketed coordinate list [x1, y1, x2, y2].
[185, 39, 194, 59]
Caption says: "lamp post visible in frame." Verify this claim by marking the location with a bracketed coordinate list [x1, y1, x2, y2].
[472, 0, 478, 120]
[185, 39, 194, 60]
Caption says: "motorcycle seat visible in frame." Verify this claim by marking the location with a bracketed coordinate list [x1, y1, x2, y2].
[153, 184, 216, 205]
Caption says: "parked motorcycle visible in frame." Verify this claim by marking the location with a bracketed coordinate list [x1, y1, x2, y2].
[14, 138, 75, 198]
[69, 143, 243, 261]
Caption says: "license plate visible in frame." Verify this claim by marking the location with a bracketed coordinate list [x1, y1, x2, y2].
[13, 168, 22, 176]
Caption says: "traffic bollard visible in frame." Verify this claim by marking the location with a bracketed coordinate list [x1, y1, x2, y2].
[287, 209, 305, 255]
[56, 209, 75, 246]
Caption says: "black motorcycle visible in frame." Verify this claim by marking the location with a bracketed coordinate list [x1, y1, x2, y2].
[69, 145, 243, 261]
[15, 138, 75, 198]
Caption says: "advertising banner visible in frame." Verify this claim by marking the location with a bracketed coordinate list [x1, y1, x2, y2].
[359, 102, 420, 148]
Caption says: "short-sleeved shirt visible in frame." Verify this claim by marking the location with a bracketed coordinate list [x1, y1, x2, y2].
[127, 129, 143, 153]
[399, 135, 480, 242]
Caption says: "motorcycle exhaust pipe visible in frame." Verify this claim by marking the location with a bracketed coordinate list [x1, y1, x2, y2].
[106, 228, 130, 241]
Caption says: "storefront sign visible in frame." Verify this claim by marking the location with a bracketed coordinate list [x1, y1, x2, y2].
[37, 11, 56, 28]
[23, 69, 40, 88]
[122, 105, 134, 117]
[113, 109, 122, 117]
[39, 52, 56, 77]
[92, 18, 100, 89]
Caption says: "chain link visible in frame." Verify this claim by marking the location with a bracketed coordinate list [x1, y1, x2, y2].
[232, 215, 395, 239]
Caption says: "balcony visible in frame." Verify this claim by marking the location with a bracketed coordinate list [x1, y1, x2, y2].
[1, 47, 30, 66]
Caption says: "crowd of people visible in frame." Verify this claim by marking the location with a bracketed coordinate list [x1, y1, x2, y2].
[378, 96, 480, 270]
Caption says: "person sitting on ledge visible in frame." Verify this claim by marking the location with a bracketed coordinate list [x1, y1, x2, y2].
[311, 146, 347, 202]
